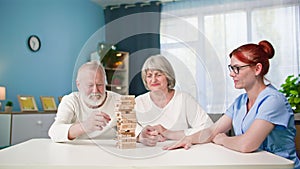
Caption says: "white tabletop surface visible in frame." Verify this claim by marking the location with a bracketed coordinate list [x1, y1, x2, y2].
[0, 138, 294, 169]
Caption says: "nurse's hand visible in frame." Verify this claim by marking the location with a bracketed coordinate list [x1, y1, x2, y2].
[212, 133, 227, 145]
[163, 136, 193, 150]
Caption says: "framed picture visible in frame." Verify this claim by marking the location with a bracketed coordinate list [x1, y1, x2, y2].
[40, 96, 57, 111]
[18, 95, 38, 112]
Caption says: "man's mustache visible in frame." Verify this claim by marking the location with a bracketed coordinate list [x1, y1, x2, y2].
[90, 93, 101, 97]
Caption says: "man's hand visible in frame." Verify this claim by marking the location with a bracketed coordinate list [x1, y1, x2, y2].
[68, 111, 111, 140]
[82, 111, 111, 133]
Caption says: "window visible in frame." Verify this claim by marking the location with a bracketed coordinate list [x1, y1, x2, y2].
[160, 0, 300, 113]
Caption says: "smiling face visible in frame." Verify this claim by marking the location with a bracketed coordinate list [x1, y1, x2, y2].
[145, 69, 169, 92]
[141, 55, 176, 91]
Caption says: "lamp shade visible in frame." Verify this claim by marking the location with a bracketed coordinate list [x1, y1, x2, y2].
[0, 86, 6, 100]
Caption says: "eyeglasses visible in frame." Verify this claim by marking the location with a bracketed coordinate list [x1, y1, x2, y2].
[228, 64, 252, 74]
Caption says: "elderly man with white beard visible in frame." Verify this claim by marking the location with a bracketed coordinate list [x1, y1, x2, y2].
[48, 61, 120, 142]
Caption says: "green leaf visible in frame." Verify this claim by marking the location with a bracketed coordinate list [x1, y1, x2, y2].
[294, 97, 300, 104]
[290, 90, 298, 95]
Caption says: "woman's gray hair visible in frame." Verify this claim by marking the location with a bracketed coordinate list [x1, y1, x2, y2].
[141, 54, 176, 90]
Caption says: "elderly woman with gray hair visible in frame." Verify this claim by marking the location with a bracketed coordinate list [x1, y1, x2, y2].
[135, 54, 213, 146]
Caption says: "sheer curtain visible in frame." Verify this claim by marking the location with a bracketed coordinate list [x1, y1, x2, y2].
[160, 0, 300, 114]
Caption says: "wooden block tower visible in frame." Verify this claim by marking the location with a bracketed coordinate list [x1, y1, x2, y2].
[115, 95, 137, 149]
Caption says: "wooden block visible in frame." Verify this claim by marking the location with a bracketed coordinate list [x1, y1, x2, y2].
[118, 95, 135, 100]
[117, 135, 135, 140]
[118, 123, 136, 129]
[115, 104, 135, 110]
[116, 142, 136, 149]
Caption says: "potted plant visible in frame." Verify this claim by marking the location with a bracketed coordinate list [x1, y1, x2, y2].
[279, 74, 300, 116]
[5, 100, 13, 112]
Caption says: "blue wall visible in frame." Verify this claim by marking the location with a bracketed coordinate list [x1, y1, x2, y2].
[0, 0, 105, 111]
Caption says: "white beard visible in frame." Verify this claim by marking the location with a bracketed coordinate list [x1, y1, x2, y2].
[83, 92, 106, 107]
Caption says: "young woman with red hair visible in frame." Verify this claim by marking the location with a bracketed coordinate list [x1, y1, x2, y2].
[160, 40, 300, 169]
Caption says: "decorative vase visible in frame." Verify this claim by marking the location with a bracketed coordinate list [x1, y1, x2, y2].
[5, 106, 12, 112]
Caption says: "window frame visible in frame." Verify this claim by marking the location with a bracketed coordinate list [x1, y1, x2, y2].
[160, 0, 300, 113]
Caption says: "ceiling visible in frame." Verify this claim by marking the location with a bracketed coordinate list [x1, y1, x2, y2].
[92, 0, 177, 8]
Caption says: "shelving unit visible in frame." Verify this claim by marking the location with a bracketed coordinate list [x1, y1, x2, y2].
[102, 51, 129, 95]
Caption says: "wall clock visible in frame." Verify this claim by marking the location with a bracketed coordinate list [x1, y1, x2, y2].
[28, 35, 41, 52]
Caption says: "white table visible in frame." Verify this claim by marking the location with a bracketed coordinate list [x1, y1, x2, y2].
[0, 138, 294, 169]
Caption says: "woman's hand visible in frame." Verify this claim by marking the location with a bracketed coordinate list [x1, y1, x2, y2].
[153, 124, 167, 142]
[162, 136, 193, 150]
[212, 133, 227, 145]
[138, 125, 160, 146]
[153, 124, 167, 133]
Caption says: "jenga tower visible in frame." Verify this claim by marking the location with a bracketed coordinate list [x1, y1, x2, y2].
[115, 95, 137, 149]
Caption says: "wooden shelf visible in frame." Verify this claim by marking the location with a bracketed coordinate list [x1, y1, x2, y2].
[106, 84, 127, 87]
[105, 68, 127, 71]
[102, 51, 129, 95]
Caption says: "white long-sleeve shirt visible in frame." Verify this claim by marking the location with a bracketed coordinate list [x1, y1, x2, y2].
[135, 90, 213, 136]
[48, 91, 120, 142]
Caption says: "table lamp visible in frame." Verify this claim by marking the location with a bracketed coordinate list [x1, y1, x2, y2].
[0, 86, 6, 111]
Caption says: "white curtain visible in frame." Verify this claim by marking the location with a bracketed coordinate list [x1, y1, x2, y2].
[160, 0, 300, 114]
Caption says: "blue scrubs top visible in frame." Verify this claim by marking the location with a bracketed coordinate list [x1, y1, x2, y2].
[225, 85, 300, 169]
